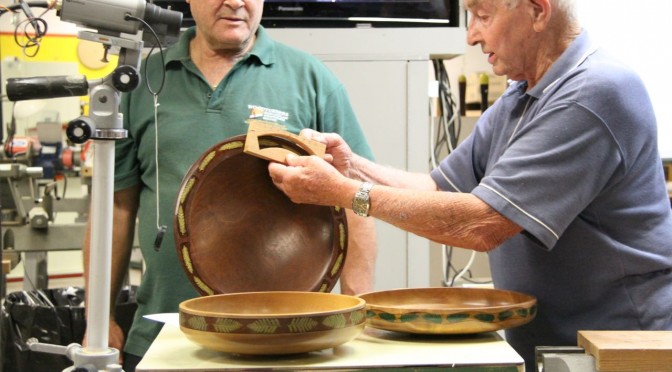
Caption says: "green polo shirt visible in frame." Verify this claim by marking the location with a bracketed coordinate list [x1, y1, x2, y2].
[114, 26, 373, 357]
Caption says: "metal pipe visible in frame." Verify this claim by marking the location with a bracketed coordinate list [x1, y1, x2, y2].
[86, 139, 115, 352]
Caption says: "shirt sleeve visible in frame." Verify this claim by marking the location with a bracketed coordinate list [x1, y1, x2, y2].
[114, 91, 142, 191]
[434, 101, 622, 249]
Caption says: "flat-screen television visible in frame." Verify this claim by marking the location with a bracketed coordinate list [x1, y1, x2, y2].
[152, 0, 459, 29]
[262, 0, 459, 28]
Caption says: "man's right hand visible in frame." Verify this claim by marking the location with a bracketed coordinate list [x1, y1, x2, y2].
[82, 319, 126, 365]
[298, 129, 354, 177]
[108, 319, 125, 361]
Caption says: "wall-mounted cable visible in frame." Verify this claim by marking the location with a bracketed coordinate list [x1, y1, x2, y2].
[431, 58, 491, 287]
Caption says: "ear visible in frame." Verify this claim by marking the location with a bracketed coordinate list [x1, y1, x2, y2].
[527, 0, 552, 32]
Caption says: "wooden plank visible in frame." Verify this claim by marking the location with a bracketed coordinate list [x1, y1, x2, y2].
[577, 330, 672, 371]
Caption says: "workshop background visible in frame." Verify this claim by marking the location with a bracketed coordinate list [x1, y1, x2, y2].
[1, 2, 119, 293]
[1, 0, 671, 302]
[0, 0, 671, 371]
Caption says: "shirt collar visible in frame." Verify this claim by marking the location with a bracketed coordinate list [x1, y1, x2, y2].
[164, 25, 276, 68]
[251, 26, 275, 66]
[527, 30, 594, 99]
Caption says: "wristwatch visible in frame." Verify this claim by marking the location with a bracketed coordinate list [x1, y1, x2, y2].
[352, 182, 374, 217]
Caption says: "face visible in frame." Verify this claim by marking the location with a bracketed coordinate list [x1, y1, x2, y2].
[465, 0, 536, 81]
[187, 0, 264, 52]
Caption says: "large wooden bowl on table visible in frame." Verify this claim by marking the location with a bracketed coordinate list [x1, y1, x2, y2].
[179, 291, 366, 355]
[359, 287, 537, 334]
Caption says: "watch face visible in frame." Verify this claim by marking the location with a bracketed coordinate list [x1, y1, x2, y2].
[353, 191, 370, 216]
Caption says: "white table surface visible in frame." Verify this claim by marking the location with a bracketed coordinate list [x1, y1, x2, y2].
[137, 323, 524, 371]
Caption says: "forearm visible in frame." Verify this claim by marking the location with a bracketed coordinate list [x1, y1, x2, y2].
[363, 186, 521, 251]
[109, 187, 139, 316]
[108, 223, 135, 317]
[84, 185, 139, 317]
[339, 210, 377, 295]
[84, 233, 131, 321]
[272, 153, 518, 250]
[337, 154, 520, 250]
[349, 154, 438, 191]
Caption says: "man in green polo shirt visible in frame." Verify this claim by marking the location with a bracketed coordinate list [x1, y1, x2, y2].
[83, 0, 377, 370]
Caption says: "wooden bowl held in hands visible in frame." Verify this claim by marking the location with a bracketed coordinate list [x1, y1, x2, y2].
[174, 135, 347, 296]
[179, 291, 366, 355]
[359, 287, 537, 335]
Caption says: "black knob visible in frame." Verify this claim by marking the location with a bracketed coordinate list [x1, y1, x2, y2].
[112, 65, 140, 92]
[66, 117, 94, 144]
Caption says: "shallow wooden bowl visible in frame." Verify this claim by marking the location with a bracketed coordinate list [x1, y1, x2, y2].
[174, 135, 347, 296]
[359, 287, 537, 334]
[179, 291, 366, 355]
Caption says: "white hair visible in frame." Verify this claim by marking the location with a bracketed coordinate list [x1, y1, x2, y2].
[553, 0, 579, 26]
[500, 0, 579, 27]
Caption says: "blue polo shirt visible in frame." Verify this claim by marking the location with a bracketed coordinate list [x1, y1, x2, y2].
[432, 31, 672, 367]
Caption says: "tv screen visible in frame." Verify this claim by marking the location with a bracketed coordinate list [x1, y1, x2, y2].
[152, 0, 458, 29]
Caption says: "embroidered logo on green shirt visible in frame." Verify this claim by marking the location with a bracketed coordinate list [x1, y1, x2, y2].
[248, 104, 289, 123]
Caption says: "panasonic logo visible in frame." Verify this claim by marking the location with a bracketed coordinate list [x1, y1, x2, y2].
[277, 6, 304, 12]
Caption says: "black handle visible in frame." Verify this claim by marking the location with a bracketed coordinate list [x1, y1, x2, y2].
[6, 75, 89, 101]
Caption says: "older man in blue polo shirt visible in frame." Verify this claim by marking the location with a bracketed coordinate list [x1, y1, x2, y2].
[268, 0, 672, 370]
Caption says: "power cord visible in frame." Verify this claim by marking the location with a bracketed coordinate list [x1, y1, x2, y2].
[0, 1, 52, 57]
[430, 58, 490, 287]
[124, 14, 169, 251]
[431, 58, 461, 161]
